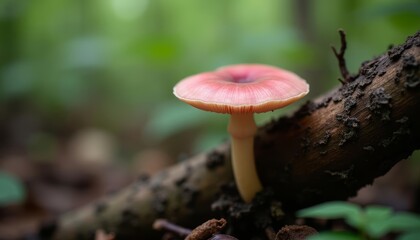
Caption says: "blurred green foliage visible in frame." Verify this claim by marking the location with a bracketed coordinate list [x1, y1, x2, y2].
[298, 201, 420, 240]
[0, 172, 25, 206]
[0, 0, 419, 154]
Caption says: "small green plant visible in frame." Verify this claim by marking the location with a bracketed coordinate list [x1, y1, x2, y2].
[297, 201, 420, 240]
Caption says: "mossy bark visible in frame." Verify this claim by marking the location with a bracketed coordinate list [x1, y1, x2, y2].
[46, 32, 420, 240]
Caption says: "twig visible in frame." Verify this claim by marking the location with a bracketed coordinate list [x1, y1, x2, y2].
[153, 219, 192, 238]
[153, 218, 230, 240]
[185, 219, 227, 240]
[331, 29, 353, 83]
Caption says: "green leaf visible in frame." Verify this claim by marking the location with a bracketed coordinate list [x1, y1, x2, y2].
[307, 231, 363, 240]
[297, 201, 363, 228]
[364, 205, 393, 238]
[365, 205, 393, 221]
[386, 213, 420, 231]
[398, 231, 420, 240]
[367, 211, 420, 238]
[0, 172, 26, 206]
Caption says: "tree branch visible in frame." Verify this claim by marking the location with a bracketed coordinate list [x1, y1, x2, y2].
[44, 32, 420, 240]
[331, 29, 353, 83]
[257, 31, 420, 208]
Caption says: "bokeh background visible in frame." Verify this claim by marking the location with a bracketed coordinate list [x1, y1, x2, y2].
[0, 0, 419, 238]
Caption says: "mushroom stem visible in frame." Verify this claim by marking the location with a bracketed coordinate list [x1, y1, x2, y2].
[228, 113, 262, 203]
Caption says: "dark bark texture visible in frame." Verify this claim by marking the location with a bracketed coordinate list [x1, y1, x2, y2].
[46, 32, 420, 240]
[256, 31, 420, 208]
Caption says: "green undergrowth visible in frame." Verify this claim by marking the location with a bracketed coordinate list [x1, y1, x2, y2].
[298, 201, 420, 240]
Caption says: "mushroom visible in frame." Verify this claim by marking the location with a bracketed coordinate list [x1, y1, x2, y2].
[173, 64, 309, 203]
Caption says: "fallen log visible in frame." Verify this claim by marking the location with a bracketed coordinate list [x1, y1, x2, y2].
[44, 31, 420, 240]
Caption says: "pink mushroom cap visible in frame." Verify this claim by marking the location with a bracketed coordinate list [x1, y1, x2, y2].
[173, 64, 309, 114]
